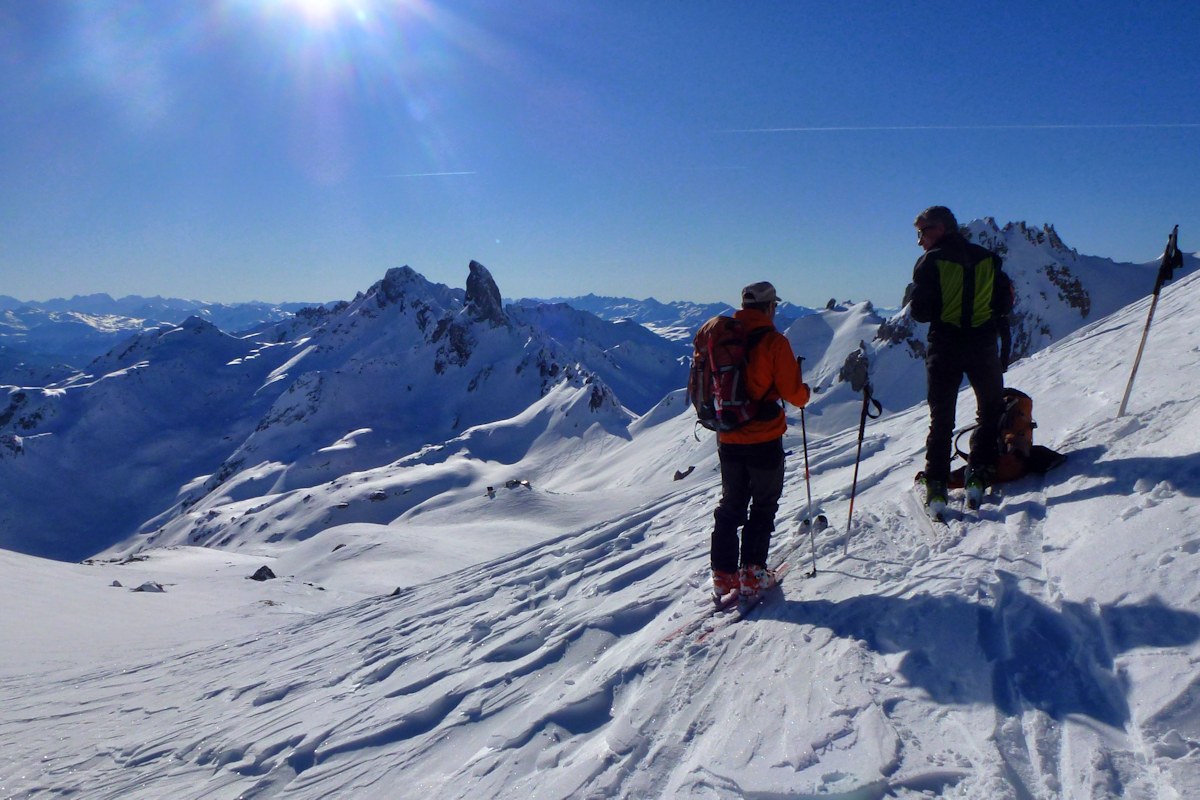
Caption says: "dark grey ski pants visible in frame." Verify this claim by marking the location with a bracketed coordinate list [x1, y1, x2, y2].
[711, 438, 785, 573]
[924, 331, 1004, 484]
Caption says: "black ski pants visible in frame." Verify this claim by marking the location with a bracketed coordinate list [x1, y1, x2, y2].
[924, 331, 1004, 485]
[711, 438, 784, 574]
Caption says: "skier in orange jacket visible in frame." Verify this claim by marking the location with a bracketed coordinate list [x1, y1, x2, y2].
[710, 281, 810, 599]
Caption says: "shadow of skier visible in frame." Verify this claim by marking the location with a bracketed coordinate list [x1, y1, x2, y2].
[777, 575, 1200, 728]
[1050, 445, 1200, 502]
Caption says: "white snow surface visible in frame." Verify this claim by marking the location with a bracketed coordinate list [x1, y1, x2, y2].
[4, 274, 1200, 797]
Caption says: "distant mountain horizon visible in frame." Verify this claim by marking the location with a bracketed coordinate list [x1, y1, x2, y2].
[3, 219, 1196, 560]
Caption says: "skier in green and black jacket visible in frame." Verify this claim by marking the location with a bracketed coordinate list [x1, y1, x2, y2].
[908, 205, 1014, 509]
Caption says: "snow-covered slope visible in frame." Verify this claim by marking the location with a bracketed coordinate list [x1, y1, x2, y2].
[507, 301, 688, 414]
[3, 266, 1199, 798]
[0, 307, 159, 376]
[0, 316, 286, 560]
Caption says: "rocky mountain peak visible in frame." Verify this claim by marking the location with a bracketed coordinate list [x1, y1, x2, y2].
[179, 315, 217, 333]
[374, 266, 423, 306]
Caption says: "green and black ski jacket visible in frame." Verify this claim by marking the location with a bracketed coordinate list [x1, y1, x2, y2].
[910, 234, 1013, 342]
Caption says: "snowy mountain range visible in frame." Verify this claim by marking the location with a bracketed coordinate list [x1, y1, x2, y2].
[0, 293, 315, 385]
[2, 223, 1195, 563]
[525, 293, 815, 342]
[3, 223, 1200, 798]
[0, 262, 676, 560]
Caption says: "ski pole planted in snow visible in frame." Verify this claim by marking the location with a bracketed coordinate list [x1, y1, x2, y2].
[798, 356, 818, 576]
[1118, 225, 1183, 417]
[843, 366, 882, 556]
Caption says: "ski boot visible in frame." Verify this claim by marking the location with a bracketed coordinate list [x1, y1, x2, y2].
[964, 465, 995, 510]
[712, 570, 740, 604]
[739, 564, 778, 601]
[922, 476, 948, 522]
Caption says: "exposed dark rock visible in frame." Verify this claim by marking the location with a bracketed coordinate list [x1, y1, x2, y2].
[840, 342, 870, 391]
[589, 384, 608, 411]
[432, 319, 473, 372]
[0, 434, 22, 457]
[1043, 264, 1091, 316]
[875, 310, 927, 362]
[465, 260, 507, 327]
[374, 266, 422, 308]
[249, 566, 277, 581]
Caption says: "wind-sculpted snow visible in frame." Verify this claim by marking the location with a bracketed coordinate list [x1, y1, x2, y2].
[5, 253, 1200, 797]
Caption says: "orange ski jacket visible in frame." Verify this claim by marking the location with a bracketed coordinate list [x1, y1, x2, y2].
[718, 308, 811, 445]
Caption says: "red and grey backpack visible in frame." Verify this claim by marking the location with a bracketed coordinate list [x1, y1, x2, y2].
[687, 315, 778, 432]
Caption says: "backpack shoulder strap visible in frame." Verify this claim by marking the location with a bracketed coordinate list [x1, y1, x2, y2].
[744, 326, 781, 405]
[746, 326, 774, 349]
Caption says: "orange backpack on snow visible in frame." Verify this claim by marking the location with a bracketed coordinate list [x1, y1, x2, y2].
[950, 387, 1065, 487]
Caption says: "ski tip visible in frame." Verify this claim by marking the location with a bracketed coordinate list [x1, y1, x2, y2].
[713, 589, 739, 608]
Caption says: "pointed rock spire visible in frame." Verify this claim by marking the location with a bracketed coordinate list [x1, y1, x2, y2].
[465, 260, 507, 327]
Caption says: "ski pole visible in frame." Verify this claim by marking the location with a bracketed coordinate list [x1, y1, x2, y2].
[844, 381, 882, 556]
[1118, 225, 1181, 417]
[797, 357, 813, 518]
[801, 406, 818, 576]
[798, 356, 817, 576]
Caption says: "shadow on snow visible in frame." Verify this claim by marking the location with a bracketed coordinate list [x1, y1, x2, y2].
[1051, 445, 1200, 502]
[777, 572, 1200, 729]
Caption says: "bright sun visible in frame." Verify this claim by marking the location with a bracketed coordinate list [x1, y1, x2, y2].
[273, 0, 366, 28]
[293, 0, 346, 24]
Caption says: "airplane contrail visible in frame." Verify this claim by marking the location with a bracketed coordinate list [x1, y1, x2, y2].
[722, 123, 1200, 133]
[388, 171, 477, 177]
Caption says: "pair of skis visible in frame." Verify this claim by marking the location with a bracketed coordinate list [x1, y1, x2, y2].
[658, 515, 827, 645]
[657, 563, 792, 645]
[692, 563, 793, 643]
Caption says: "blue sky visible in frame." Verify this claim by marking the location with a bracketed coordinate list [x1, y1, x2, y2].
[2, 1, 1198, 308]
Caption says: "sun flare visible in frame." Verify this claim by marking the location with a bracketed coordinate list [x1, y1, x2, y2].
[266, 0, 369, 28]
[293, 0, 344, 24]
